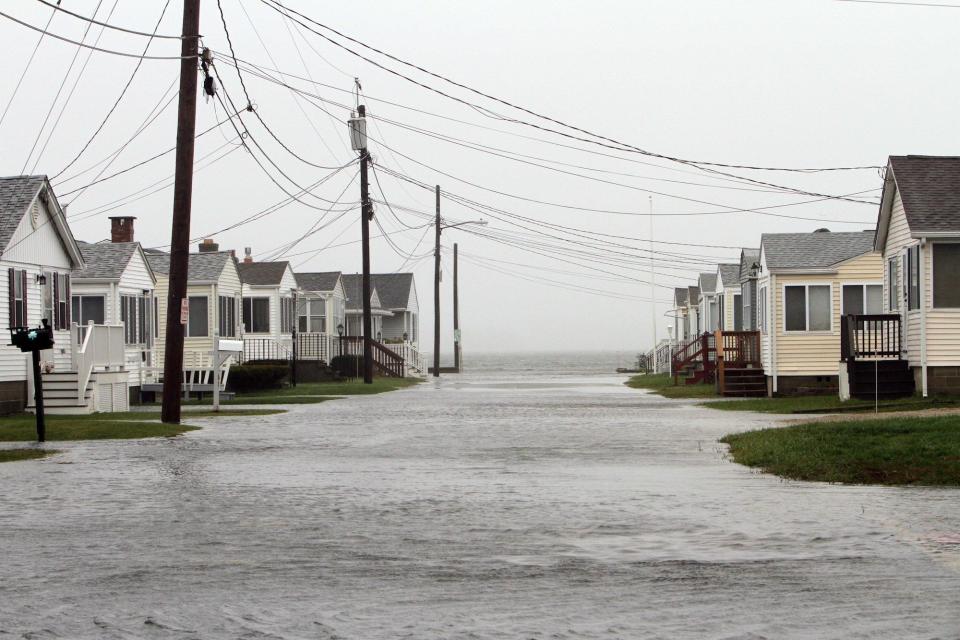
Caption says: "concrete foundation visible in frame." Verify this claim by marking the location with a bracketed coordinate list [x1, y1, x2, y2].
[0, 380, 26, 415]
[772, 375, 839, 397]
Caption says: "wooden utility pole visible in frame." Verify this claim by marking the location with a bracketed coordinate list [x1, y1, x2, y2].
[433, 185, 441, 378]
[453, 242, 460, 373]
[359, 105, 374, 384]
[161, 0, 201, 424]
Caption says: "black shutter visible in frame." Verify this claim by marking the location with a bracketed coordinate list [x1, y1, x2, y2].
[52, 271, 59, 329]
[7, 268, 14, 328]
[64, 275, 71, 327]
[20, 271, 27, 327]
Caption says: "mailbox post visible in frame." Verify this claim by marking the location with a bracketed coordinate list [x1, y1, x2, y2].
[210, 333, 244, 412]
[9, 320, 55, 442]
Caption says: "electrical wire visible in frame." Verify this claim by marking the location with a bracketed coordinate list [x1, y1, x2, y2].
[0, 1, 59, 131]
[33, 0, 184, 38]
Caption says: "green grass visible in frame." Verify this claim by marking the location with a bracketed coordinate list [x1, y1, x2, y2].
[721, 415, 960, 485]
[0, 448, 60, 463]
[703, 395, 958, 415]
[625, 373, 718, 399]
[0, 416, 199, 442]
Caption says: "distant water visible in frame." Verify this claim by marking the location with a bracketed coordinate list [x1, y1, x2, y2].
[460, 350, 640, 378]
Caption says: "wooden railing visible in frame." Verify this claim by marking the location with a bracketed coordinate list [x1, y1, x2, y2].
[340, 336, 405, 377]
[841, 314, 901, 361]
[671, 332, 716, 385]
[717, 330, 761, 366]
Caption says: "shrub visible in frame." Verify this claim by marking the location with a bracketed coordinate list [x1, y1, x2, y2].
[227, 364, 289, 393]
[330, 354, 363, 378]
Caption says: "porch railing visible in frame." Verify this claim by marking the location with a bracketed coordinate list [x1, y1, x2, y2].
[841, 314, 902, 361]
[717, 330, 761, 366]
[242, 336, 291, 363]
[70, 322, 126, 401]
[340, 336, 405, 377]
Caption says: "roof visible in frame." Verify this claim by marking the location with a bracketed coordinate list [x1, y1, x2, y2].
[717, 263, 740, 288]
[371, 273, 414, 310]
[888, 155, 960, 234]
[146, 250, 234, 282]
[341, 274, 381, 310]
[739, 248, 760, 282]
[73, 241, 137, 280]
[698, 272, 717, 294]
[295, 271, 341, 293]
[0, 175, 46, 251]
[687, 285, 700, 306]
[761, 230, 875, 271]
[238, 261, 291, 286]
[674, 287, 688, 307]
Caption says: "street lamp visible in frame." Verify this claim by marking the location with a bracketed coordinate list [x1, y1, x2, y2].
[337, 323, 345, 358]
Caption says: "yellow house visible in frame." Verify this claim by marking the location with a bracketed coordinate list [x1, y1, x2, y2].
[757, 230, 882, 395]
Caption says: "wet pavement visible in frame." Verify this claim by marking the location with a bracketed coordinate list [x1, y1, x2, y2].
[2, 365, 960, 638]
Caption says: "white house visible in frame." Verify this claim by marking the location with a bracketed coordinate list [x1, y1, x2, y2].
[237, 258, 298, 362]
[72, 216, 157, 400]
[698, 272, 719, 333]
[294, 271, 346, 335]
[757, 229, 882, 395]
[145, 241, 243, 379]
[738, 248, 760, 331]
[875, 155, 960, 396]
[371, 273, 420, 346]
[340, 273, 391, 339]
[715, 263, 742, 331]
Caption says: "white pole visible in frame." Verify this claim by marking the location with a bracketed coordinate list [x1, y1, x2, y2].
[212, 331, 220, 412]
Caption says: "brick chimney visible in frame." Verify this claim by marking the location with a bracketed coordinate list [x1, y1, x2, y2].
[109, 216, 136, 243]
[243, 247, 253, 264]
[198, 238, 219, 252]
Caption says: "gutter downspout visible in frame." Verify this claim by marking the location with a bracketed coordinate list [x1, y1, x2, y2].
[920, 238, 928, 397]
[770, 274, 778, 395]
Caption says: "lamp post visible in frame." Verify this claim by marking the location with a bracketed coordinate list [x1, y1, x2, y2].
[348, 106, 374, 384]
[337, 323, 344, 359]
[432, 200, 486, 377]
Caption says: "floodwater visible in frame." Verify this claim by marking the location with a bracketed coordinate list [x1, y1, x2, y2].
[2, 352, 960, 639]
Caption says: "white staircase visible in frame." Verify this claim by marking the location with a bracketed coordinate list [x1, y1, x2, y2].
[28, 371, 93, 413]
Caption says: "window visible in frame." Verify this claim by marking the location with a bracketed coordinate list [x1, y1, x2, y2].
[298, 299, 326, 333]
[52, 273, 70, 330]
[733, 294, 743, 330]
[742, 281, 753, 331]
[784, 284, 831, 332]
[218, 296, 237, 337]
[8, 268, 26, 328]
[280, 297, 295, 333]
[71, 295, 105, 326]
[887, 258, 899, 312]
[139, 296, 149, 346]
[758, 285, 767, 334]
[154, 298, 159, 338]
[933, 243, 960, 308]
[906, 245, 920, 310]
[842, 284, 883, 316]
[242, 297, 270, 333]
[186, 296, 209, 337]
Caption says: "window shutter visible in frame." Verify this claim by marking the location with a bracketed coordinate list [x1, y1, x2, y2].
[52, 271, 59, 329]
[64, 275, 71, 327]
[21, 270, 27, 327]
[7, 268, 14, 328]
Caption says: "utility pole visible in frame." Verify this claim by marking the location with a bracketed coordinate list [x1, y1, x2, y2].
[453, 242, 460, 373]
[161, 0, 201, 424]
[433, 185, 441, 378]
[358, 105, 374, 384]
[649, 196, 657, 366]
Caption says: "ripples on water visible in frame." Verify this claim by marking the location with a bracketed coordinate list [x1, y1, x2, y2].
[1, 351, 959, 638]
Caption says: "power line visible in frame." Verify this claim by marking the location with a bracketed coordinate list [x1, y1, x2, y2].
[0, 10, 195, 59]
[33, 0, 185, 38]
[0, 1, 59, 131]
[51, 0, 174, 180]
[836, 0, 960, 7]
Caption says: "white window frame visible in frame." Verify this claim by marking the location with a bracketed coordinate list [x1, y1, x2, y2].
[186, 295, 209, 338]
[931, 241, 960, 311]
[758, 284, 768, 335]
[886, 257, 899, 312]
[781, 282, 833, 334]
[840, 282, 884, 317]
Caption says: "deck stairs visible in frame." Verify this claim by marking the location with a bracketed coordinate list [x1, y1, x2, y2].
[841, 314, 915, 401]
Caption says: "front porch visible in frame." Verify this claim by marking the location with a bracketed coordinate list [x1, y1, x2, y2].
[840, 314, 915, 401]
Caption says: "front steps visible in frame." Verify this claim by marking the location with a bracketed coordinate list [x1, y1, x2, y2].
[721, 367, 767, 397]
[27, 370, 129, 415]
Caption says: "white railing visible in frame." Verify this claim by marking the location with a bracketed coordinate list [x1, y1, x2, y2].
[71, 322, 126, 401]
[643, 340, 676, 375]
[139, 350, 234, 391]
[383, 341, 425, 375]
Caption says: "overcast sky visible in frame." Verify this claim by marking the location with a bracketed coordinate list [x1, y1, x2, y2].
[1, 0, 957, 357]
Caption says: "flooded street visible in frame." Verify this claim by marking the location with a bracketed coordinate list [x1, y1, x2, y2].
[2, 356, 960, 638]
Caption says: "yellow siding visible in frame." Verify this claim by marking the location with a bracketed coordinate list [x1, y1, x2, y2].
[926, 243, 960, 365]
[882, 189, 922, 357]
[773, 251, 883, 376]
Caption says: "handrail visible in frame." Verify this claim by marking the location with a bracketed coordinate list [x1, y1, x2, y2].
[843, 314, 901, 361]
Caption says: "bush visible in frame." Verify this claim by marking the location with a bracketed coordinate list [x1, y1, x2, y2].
[227, 364, 289, 393]
[330, 354, 363, 378]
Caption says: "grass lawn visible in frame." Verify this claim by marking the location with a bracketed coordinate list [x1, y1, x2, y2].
[0, 448, 60, 463]
[721, 415, 960, 485]
[0, 408, 284, 442]
[703, 395, 959, 415]
[626, 373, 718, 399]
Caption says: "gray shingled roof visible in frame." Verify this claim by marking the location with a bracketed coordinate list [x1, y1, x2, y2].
[371, 273, 414, 310]
[0, 175, 46, 252]
[295, 271, 341, 293]
[146, 251, 233, 282]
[73, 241, 136, 280]
[238, 261, 290, 286]
[341, 274, 381, 311]
[739, 248, 760, 282]
[687, 285, 700, 306]
[698, 272, 717, 294]
[717, 263, 739, 288]
[674, 287, 688, 307]
[761, 231, 875, 271]
[889, 155, 960, 233]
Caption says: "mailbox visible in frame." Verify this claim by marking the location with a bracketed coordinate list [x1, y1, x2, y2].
[9, 323, 54, 352]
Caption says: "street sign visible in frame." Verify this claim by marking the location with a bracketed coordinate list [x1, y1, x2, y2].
[180, 298, 189, 325]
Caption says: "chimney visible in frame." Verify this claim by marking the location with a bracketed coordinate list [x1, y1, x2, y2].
[198, 238, 219, 252]
[228, 249, 236, 259]
[109, 216, 136, 243]
[243, 247, 253, 264]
